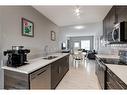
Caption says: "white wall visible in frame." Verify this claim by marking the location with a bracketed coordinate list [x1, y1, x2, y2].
[59, 22, 103, 51]
[0, 6, 60, 59]
[0, 6, 60, 89]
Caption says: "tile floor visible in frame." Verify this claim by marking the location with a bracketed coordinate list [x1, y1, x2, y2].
[56, 55, 100, 89]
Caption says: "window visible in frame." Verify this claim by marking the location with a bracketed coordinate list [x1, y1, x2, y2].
[81, 40, 90, 50]
[74, 42, 80, 48]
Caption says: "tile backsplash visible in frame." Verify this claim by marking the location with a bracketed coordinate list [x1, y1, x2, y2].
[98, 44, 127, 55]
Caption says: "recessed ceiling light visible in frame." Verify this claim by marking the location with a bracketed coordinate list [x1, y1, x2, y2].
[75, 7, 80, 13]
[74, 25, 84, 29]
[74, 6, 81, 17]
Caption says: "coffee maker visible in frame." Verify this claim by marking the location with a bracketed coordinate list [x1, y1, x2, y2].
[4, 46, 30, 67]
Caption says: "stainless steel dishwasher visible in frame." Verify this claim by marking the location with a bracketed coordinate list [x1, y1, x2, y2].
[30, 65, 51, 89]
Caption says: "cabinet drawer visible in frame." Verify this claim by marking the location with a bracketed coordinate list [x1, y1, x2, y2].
[4, 70, 28, 81]
[106, 72, 122, 89]
[4, 77, 29, 89]
[106, 68, 127, 89]
[4, 70, 29, 89]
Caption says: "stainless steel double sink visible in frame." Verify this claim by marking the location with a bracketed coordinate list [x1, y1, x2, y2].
[43, 56, 58, 60]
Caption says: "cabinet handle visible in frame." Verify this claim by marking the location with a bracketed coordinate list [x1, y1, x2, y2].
[58, 66, 61, 74]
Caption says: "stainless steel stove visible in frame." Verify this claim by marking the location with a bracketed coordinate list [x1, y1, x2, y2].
[100, 58, 127, 65]
[100, 50, 127, 65]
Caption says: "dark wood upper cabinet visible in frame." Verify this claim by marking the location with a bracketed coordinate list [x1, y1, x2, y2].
[103, 6, 127, 42]
[116, 6, 127, 23]
[103, 12, 109, 41]
[109, 7, 116, 30]
[103, 6, 116, 41]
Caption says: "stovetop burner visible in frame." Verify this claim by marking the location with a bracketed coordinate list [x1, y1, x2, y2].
[100, 58, 127, 65]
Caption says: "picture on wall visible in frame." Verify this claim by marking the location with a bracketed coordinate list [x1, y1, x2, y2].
[22, 18, 34, 37]
[51, 31, 56, 41]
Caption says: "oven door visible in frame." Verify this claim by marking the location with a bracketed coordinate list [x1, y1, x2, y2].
[112, 27, 120, 42]
[96, 58, 106, 89]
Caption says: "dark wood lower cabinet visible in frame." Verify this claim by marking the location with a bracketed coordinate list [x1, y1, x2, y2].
[51, 61, 60, 89]
[4, 65, 51, 89]
[4, 70, 29, 89]
[106, 68, 127, 89]
[51, 55, 69, 89]
[4, 54, 69, 89]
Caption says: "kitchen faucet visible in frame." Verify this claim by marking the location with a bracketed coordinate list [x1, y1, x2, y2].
[44, 45, 48, 56]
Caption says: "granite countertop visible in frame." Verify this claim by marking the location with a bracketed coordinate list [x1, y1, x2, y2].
[96, 54, 127, 85]
[106, 64, 127, 85]
[2, 53, 69, 74]
[96, 54, 120, 59]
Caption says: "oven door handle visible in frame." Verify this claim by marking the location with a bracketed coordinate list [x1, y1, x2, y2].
[97, 59, 106, 70]
[100, 64, 106, 70]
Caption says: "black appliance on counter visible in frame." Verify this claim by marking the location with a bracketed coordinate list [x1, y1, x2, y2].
[4, 46, 30, 67]
[112, 21, 127, 42]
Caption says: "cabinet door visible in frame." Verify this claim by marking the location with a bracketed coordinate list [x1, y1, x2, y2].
[63, 55, 69, 74]
[117, 6, 127, 23]
[106, 70, 122, 89]
[51, 61, 60, 89]
[103, 6, 116, 42]
[103, 16, 108, 40]
[51, 55, 69, 89]
[57, 58, 64, 81]
[106, 68, 127, 89]
[103, 19, 106, 38]
[59, 55, 69, 78]
[107, 7, 116, 41]
[109, 7, 116, 31]
[95, 58, 99, 75]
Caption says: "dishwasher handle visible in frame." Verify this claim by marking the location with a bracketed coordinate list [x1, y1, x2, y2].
[37, 69, 47, 76]
[31, 69, 47, 80]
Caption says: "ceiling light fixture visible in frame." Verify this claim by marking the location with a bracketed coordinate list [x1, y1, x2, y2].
[74, 25, 84, 29]
[74, 6, 81, 17]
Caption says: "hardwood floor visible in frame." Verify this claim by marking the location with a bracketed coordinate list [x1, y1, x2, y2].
[56, 55, 100, 89]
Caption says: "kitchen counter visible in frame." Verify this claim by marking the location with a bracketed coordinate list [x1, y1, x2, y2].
[106, 64, 127, 85]
[96, 54, 119, 59]
[2, 53, 69, 74]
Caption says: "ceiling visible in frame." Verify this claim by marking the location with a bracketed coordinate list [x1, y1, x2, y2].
[33, 6, 112, 27]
